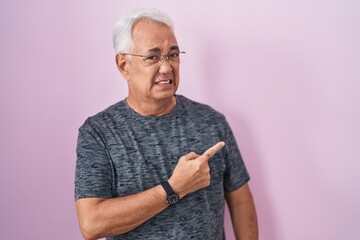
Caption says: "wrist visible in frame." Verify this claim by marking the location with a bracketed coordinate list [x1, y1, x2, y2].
[161, 180, 180, 206]
[167, 178, 185, 199]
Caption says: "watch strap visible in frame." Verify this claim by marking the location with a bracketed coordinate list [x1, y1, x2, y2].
[161, 181, 175, 195]
[161, 181, 180, 206]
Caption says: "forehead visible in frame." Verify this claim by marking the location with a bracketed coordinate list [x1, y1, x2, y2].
[132, 20, 178, 52]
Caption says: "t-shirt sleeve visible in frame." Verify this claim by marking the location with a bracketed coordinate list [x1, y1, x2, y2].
[222, 120, 250, 192]
[74, 122, 114, 200]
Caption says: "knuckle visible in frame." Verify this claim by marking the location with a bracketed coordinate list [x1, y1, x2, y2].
[206, 179, 211, 187]
[204, 152, 211, 159]
[187, 151, 198, 160]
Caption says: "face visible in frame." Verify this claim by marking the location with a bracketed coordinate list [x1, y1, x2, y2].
[118, 20, 181, 104]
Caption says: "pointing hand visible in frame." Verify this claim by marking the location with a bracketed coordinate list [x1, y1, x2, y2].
[168, 141, 225, 198]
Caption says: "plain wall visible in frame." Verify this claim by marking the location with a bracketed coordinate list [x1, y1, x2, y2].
[1, 0, 359, 239]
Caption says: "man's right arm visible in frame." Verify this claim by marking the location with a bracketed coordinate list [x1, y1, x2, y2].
[75, 142, 225, 240]
[76, 184, 168, 240]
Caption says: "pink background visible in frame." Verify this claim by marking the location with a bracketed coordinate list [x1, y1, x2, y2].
[1, 1, 359, 239]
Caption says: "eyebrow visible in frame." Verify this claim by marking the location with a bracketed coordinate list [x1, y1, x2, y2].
[169, 46, 180, 51]
[147, 46, 180, 53]
[148, 47, 162, 53]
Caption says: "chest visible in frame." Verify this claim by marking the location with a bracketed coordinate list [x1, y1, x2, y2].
[105, 116, 226, 197]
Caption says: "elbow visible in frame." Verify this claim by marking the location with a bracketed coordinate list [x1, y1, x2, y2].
[79, 217, 134, 239]
[81, 231, 97, 240]
[78, 217, 104, 240]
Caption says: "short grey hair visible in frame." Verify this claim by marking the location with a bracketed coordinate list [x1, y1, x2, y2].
[113, 8, 174, 53]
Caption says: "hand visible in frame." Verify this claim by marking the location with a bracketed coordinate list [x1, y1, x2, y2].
[168, 141, 225, 198]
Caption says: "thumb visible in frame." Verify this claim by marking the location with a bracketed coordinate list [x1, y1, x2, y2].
[184, 151, 199, 160]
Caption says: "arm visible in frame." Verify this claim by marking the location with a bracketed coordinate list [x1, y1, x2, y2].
[225, 183, 258, 240]
[76, 185, 168, 240]
[76, 142, 225, 240]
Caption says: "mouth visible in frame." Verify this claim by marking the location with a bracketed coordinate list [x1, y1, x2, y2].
[155, 79, 173, 85]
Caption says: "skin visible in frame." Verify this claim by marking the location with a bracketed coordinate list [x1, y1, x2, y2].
[116, 20, 180, 116]
[225, 184, 259, 239]
[76, 20, 258, 240]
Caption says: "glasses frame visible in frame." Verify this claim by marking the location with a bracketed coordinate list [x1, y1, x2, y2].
[119, 51, 186, 65]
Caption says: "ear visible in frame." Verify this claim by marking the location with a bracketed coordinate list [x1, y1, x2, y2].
[115, 54, 131, 81]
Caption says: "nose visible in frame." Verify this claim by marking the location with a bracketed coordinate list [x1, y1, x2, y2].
[158, 57, 173, 74]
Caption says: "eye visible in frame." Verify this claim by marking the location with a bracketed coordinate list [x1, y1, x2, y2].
[144, 55, 160, 63]
[168, 53, 180, 60]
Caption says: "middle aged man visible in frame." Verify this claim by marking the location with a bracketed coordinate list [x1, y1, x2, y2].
[75, 8, 258, 240]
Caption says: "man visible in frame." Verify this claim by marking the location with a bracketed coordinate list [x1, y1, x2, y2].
[75, 8, 258, 240]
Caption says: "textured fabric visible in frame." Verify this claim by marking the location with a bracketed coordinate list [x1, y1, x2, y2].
[75, 95, 250, 240]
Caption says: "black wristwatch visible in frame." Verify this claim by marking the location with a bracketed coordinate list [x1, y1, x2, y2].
[161, 181, 180, 206]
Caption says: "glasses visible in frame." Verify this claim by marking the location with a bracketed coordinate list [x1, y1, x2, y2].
[120, 51, 186, 66]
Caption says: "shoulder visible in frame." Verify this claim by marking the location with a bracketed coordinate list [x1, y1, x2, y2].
[79, 100, 127, 133]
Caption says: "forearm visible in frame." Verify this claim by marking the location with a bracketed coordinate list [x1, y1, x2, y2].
[225, 184, 258, 240]
[229, 201, 258, 240]
[76, 184, 168, 239]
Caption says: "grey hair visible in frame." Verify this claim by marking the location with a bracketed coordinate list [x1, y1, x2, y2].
[113, 8, 174, 53]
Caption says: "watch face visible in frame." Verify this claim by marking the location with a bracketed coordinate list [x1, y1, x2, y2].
[167, 193, 180, 205]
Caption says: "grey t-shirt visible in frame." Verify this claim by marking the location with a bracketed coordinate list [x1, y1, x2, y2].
[75, 95, 250, 240]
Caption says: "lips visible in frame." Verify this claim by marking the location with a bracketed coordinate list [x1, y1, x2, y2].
[155, 79, 172, 84]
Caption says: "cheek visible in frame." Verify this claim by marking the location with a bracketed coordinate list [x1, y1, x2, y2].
[132, 69, 157, 90]
[130, 66, 153, 81]
[173, 68, 180, 79]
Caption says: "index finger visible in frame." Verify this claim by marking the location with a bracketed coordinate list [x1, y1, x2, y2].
[202, 141, 225, 161]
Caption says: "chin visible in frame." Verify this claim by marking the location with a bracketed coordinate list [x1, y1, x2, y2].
[153, 91, 177, 101]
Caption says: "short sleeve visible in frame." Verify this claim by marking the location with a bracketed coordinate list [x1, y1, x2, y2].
[74, 122, 114, 200]
[223, 121, 250, 192]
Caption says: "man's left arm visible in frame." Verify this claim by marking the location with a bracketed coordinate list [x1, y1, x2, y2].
[225, 183, 258, 240]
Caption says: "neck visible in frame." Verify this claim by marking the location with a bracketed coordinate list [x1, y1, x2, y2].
[126, 95, 177, 116]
